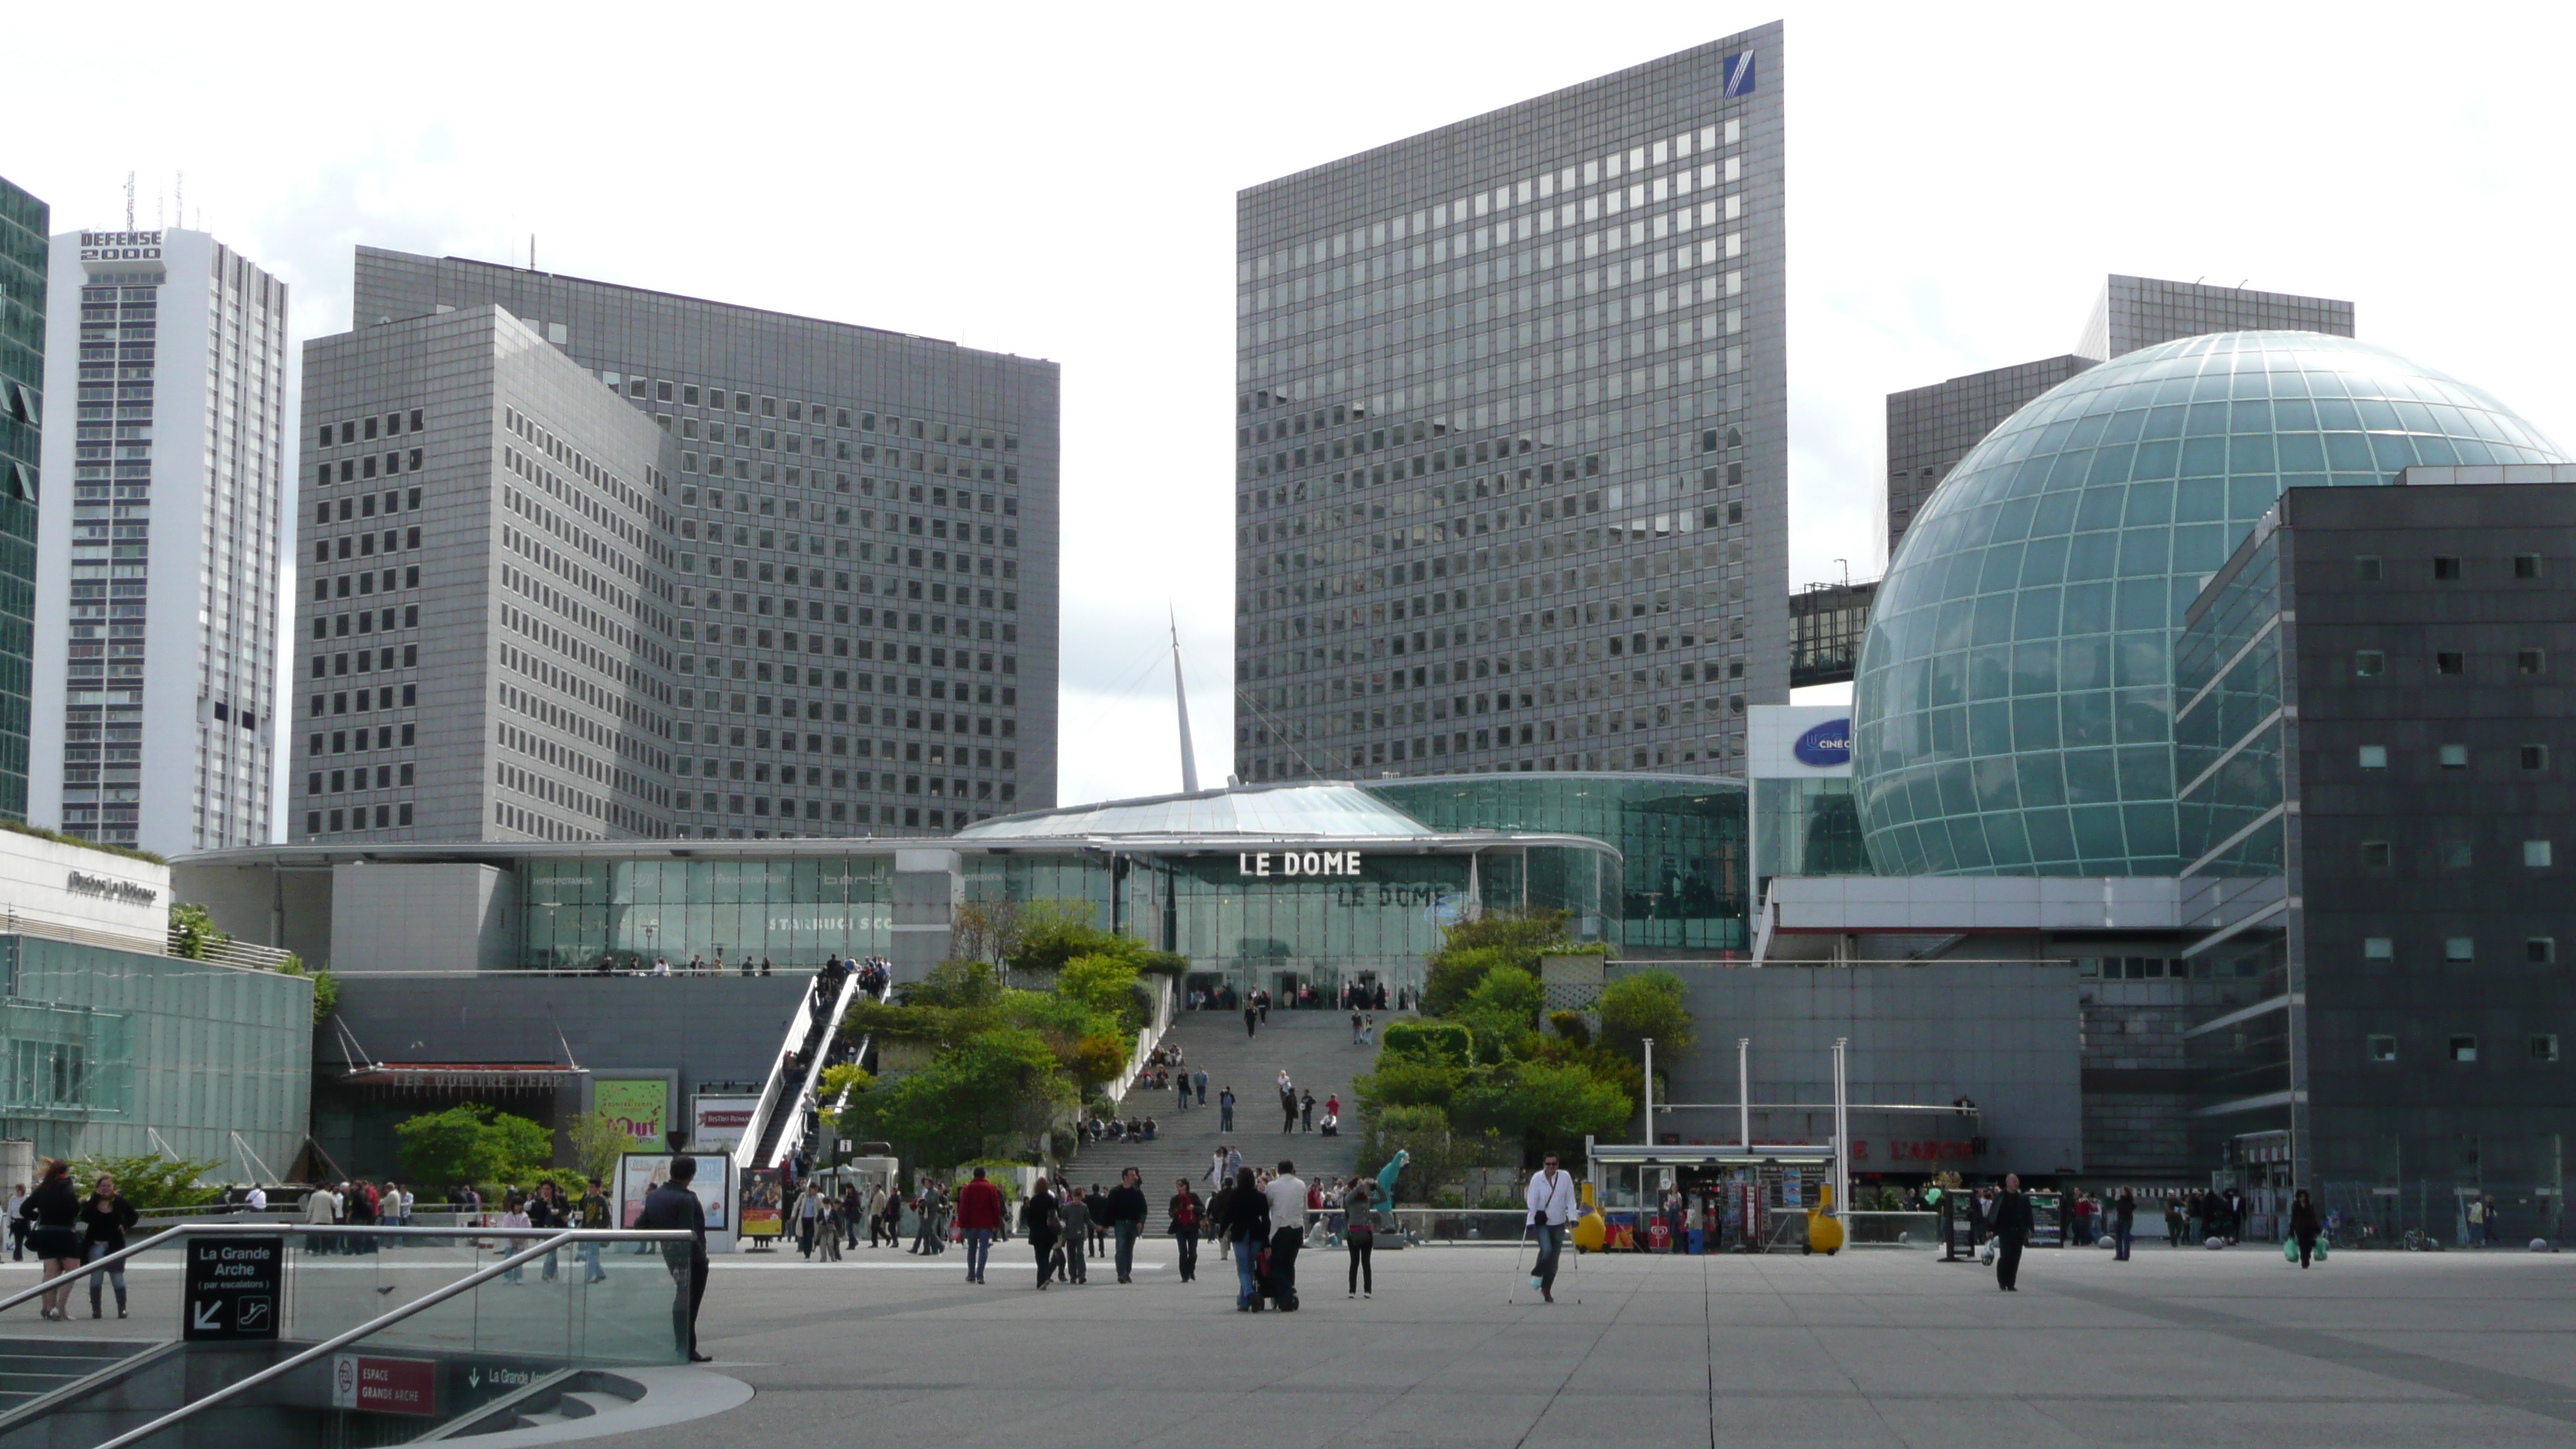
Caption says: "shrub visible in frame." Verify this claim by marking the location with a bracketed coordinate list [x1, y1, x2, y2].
[1380, 1021, 1474, 1067]
[1597, 969, 1695, 1060]
[393, 1103, 554, 1187]
[1068, 1032, 1131, 1086]
[67, 1153, 222, 1213]
[1547, 1011, 1592, 1046]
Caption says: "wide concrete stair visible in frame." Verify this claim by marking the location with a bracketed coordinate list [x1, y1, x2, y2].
[1070, 1004, 1385, 1229]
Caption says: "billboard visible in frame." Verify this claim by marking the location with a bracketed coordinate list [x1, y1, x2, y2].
[615, 1151, 735, 1253]
[740, 1166, 787, 1239]
[690, 1094, 762, 1152]
[596, 1079, 671, 1147]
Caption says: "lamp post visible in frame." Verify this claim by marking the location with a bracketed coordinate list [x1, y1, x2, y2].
[1831, 1036, 1850, 1218]
[1643, 1037, 1655, 1146]
[1737, 1036, 1751, 1153]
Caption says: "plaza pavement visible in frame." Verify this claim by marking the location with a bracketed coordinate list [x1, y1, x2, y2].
[687, 1238, 2576, 1446]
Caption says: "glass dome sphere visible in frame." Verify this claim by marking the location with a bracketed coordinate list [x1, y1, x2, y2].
[1854, 331, 2568, 876]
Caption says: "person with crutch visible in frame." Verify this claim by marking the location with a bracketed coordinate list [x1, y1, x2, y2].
[1523, 1153, 1577, 1304]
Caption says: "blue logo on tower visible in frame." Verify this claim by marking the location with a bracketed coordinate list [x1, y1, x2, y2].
[1722, 50, 1756, 99]
[1792, 718, 1852, 769]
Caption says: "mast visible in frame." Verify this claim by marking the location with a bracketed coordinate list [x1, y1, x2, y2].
[1170, 608, 1201, 793]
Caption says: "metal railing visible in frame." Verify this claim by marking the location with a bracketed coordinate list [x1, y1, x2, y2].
[0, 1223, 689, 1449]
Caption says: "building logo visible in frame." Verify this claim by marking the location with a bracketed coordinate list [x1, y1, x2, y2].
[1791, 718, 1852, 768]
[1722, 50, 1756, 99]
[79, 231, 163, 262]
[65, 871, 158, 907]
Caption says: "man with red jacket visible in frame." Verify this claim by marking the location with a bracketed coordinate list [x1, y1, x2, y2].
[954, 1167, 1005, 1285]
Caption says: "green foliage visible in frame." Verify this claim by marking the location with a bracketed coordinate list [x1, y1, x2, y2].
[838, 1026, 1073, 1168]
[169, 902, 228, 961]
[1068, 1032, 1131, 1086]
[1547, 1010, 1593, 1046]
[1005, 900, 1117, 975]
[1355, 1104, 1513, 1205]
[1452, 1059, 1631, 1160]
[1596, 969, 1695, 1060]
[906, 959, 1004, 1011]
[67, 1153, 223, 1213]
[1056, 954, 1140, 1019]
[393, 1102, 555, 1186]
[820, 1063, 874, 1102]
[2, 819, 163, 865]
[562, 1109, 632, 1185]
[276, 955, 337, 1024]
[1455, 965, 1544, 1057]
[1352, 1055, 1467, 1111]
[1380, 1020, 1474, 1067]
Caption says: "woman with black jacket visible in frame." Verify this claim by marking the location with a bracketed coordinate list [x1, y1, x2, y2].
[2289, 1188, 2323, 1268]
[1168, 1180, 1203, 1283]
[1019, 1180, 1060, 1290]
[80, 1174, 140, 1319]
[19, 1162, 84, 1321]
[1218, 1167, 1270, 1312]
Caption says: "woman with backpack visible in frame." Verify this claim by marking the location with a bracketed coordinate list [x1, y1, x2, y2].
[1218, 1166, 1271, 1312]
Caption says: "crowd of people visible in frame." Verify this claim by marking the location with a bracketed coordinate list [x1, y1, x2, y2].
[580, 951, 896, 985]
[1187, 978, 1413, 1017]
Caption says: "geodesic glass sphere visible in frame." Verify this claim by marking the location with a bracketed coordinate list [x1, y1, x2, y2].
[1853, 331, 2567, 876]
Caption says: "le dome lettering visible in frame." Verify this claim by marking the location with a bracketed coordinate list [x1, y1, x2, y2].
[1235, 850, 1364, 878]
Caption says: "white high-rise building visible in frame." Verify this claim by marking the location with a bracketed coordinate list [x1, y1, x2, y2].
[33, 228, 289, 853]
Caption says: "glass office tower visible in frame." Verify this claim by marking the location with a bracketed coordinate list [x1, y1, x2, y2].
[0, 178, 43, 824]
[1235, 26, 1786, 786]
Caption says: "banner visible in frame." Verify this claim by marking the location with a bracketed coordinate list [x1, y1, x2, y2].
[596, 1079, 670, 1147]
[615, 1152, 733, 1244]
[690, 1094, 762, 1152]
[740, 1166, 786, 1238]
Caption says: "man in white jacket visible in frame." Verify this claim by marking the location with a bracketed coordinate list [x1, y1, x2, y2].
[1523, 1155, 1577, 1303]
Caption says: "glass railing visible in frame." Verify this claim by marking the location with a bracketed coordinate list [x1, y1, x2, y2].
[0, 1224, 690, 1448]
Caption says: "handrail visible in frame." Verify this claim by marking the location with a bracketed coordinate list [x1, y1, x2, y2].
[91, 1226, 689, 1449]
[767, 971, 861, 1170]
[0, 1223, 689, 1317]
[733, 982, 822, 1171]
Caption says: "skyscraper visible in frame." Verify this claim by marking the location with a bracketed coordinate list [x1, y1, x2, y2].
[0, 178, 46, 824]
[33, 228, 288, 854]
[332, 251, 1060, 838]
[1886, 276, 2352, 559]
[1234, 27, 1786, 784]
[295, 304, 673, 841]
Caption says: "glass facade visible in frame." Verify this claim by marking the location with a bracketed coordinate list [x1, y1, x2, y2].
[520, 855, 893, 968]
[0, 178, 42, 824]
[1368, 774, 1745, 954]
[1855, 332, 2569, 876]
[2174, 526, 2285, 875]
[0, 933, 309, 1170]
[1751, 776, 1869, 901]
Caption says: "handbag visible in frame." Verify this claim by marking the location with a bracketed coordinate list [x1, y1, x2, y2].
[1978, 1240, 1997, 1266]
[2282, 1238, 2298, 1262]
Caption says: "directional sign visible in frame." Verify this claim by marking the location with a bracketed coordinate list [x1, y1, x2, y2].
[183, 1236, 282, 1341]
[331, 1353, 439, 1416]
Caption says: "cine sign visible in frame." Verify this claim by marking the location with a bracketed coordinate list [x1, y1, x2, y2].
[1237, 850, 1365, 879]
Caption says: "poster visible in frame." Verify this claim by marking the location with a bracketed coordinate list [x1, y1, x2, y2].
[615, 1152, 733, 1251]
[596, 1079, 671, 1147]
[739, 1166, 787, 1238]
[1783, 1169, 1804, 1208]
[690, 1094, 762, 1153]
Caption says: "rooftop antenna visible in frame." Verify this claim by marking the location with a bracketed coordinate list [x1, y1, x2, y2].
[124, 172, 135, 231]
[1170, 606, 1201, 793]
[529, 233, 537, 272]
[174, 170, 183, 229]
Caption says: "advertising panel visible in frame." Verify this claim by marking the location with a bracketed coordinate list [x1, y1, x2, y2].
[596, 1079, 671, 1148]
[739, 1166, 787, 1239]
[690, 1093, 762, 1152]
[615, 1151, 735, 1253]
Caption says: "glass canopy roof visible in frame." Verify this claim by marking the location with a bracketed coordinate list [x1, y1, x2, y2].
[954, 783, 1442, 841]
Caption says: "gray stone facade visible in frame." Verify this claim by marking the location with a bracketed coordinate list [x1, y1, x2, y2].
[349, 248, 1060, 836]
[1234, 28, 1785, 784]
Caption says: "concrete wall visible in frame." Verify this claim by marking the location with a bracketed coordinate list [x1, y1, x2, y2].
[328, 862, 516, 971]
[0, 831, 170, 943]
[1641, 961, 2083, 1179]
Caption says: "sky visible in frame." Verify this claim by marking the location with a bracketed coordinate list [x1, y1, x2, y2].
[13, 2, 2576, 814]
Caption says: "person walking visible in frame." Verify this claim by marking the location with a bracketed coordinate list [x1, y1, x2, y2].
[2112, 1187, 2136, 1262]
[1219, 1086, 1236, 1132]
[1218, 1166, 1270, 1311]
[635, 1156, 713, 1362]
[841, 1184, 864, 1249]
[5, 1182, 23, 1262]
[78, 1173, 138, 1319]
[302, 1179, 341, 1255]
[1208, 1147, 1229, 1190]
[2289, 1188, 2322, 1269]
[1244, 1001, 1259, 1038]
[21, 1163, 84, 1321]
[955, 1166, 1005, 1284]
[1170, 1178, 1204, 1283]
[796, 1181, 825, 1259]
[1990, 1173, 2033, 1291]
[497, 1194, 533, 1283]
[1106, 1168, 1149, 1284]
[1279, 1084, 1299, 1136]
[1524, 1153, 1576, 1304]
[1300, 1090, 1317, 1133]
[526, 1182, 561, 1281]
[1193, 1068, 1209, 1106]
[1057, 1180, 1091, 1284]
[1257, 989, 1271, 1024]
[906, 1178, 944, 1255]
[1021, 1177, 1061, 1290]
[1342, 1175, 1377, 1299]
[577, 1177, 611, 1283]
[1263, 1159, 1307, 1310]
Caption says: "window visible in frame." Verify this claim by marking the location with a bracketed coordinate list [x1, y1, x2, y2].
[2363, 937, 2394, 963]
[2441, 841, 2473, 869]
[2534, 1035, 2561, 1063]
[2518, 649, 2547, 676]
[2437, 651, 2465, 675]
[2362, 841, 2392, 868]
[2531, 938, 2560, 964]
[2526, 841, 2554, 868]
[2355, 554, 2382, 582]
[2439, 744, 2468, 769]
[2524, 745, 2551, 772]
[2448, 1035, 2478, 1063]
[2444, 937, 2476, 964]
[2367, 1035, 2398, 1063]
[2354, 650, 2386, 677]
[2433, 556, 2463, 581]
[2358, 745, 2387, 769]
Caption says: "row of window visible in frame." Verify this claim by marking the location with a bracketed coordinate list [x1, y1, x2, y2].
[308, 803, 414, 834]
[611, 377, 1018, 453]
[316, 410, 425, 447]
[308, 723, 416, 756]
[2355, 743, 2548, 771]
[2365, 1033, 2558, 1064]
[2355, 839, 2555, 870]
[310, 762, 415, 794]
[2360, 936, 2557, 965]
[2355, 552, 2546, 582]
[308, 685, 414, 718]
[2352, 648, 2547, 677]
[1248, 741, 1733, 783]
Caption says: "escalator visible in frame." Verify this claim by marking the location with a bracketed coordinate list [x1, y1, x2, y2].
[735, 965, 882, 1175]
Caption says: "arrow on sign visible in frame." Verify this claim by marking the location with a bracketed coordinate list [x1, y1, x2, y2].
[191, 1300, 221, 1331]
[468, 1368, 481, 1389]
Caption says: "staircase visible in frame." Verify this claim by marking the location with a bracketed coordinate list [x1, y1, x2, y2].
[0, 1338, 156, 1421]
[737, 970, 875, 1175]
[1070, 1003, 1385, 1229]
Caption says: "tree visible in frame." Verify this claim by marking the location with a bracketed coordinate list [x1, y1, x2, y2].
[949, 898, 1024, 965]
[1007, 900, 1118, 976]
[1056, 954, 1141, 1023]
[838, 1026, 1070, 1168]
[1596, 969, 1695, 1061]
[563, 1109, 633, 1185]
[1068, 1032, 1131, 1087]
[393, 1102, 554, 1186]
[1453, 1059, 1630, 1162]
[68, 1153, 223, 1212]
[169, 901, 228, 961]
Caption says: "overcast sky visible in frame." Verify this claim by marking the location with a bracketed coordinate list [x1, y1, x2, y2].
[14, 2, 2574, 814]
